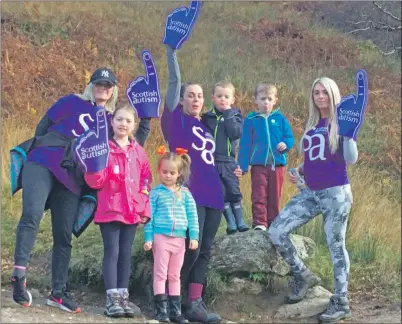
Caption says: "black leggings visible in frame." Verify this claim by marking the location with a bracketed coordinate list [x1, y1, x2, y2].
[14, 161, 80, 293]
[99, 222, 138, 290]
[181, 205, 222, 286]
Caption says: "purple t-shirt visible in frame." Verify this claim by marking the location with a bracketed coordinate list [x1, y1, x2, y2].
[161, 102, 224, 211]
[27, 95, 107, 195]
[302, 118, 348, 190]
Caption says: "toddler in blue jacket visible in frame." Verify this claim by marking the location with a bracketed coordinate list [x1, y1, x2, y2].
[238, 83, 295, 230]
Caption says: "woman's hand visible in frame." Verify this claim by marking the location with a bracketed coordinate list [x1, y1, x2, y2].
[189, 240, 199, 250]
[144, 242, 153, 251]
[233, 165, 243, 180]
[288, 169, 298, 184]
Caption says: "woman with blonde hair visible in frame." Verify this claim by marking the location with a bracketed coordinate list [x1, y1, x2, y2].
[10, 67, 151, 313]
[268, 76, 359, 323]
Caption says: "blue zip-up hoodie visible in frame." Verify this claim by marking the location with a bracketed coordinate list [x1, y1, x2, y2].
[144, 184, 199, 242]
[238, 108, 295, 172]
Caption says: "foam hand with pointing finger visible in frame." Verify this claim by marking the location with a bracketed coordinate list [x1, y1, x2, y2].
[163, 0, 202, 49]
[126, 50, 161, 118]
[337, 69, 368, 140]
[74, 109, 110, 173]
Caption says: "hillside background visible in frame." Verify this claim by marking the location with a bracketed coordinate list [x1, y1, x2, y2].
[1, 1, 401, 302]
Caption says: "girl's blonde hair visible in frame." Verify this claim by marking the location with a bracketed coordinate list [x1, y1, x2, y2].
[111, 103, 138, 140]
[77, 83, 119, 112]
[158, 152, 191, 186]
[301, 77, 341, 154]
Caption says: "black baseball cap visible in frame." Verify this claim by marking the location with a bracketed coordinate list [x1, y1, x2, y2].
[89, 68, 118, 85]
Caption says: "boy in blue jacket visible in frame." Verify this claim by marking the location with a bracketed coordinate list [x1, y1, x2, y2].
[238, 83, 295, 230]
[202, 81, 249, 234]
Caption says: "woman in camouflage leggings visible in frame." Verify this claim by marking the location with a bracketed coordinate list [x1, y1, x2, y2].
[268, 77, 358, 323]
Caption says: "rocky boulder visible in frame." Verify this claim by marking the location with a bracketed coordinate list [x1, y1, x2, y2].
[274, 285, 333, 319]
[209, 230, 317, 276]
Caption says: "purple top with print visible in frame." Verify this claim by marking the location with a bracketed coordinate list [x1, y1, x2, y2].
[161, 102, 224, 211]
[27, 95, 107, 195]
[302, 118, 348, 190]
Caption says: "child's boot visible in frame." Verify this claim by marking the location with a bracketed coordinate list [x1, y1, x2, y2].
[154, 294, 170, 322]
[119, 289, 135, 318]
[285, 269, 320, 304]
[318, 296, 352, 322]
[168, 295, 189, 324]
[105, 291, 125, 317]
[223, 203, 237, 234]
[231, 203, 249, 232]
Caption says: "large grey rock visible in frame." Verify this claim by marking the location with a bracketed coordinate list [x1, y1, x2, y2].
[274, 286, 332, 319]
[209, 230, 316, 276]
[226, 277, 264, 295]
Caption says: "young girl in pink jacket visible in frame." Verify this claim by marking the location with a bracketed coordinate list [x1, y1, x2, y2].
[84, 104, 152, 318]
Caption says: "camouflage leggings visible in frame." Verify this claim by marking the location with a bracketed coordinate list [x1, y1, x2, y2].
[268, 184, 353, 297]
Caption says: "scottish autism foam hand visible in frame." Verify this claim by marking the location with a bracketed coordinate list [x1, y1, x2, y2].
[74, 109, 110, 173]
[127, 50, 161, 118]
[162, 0, 202, 49]
[337, 69, 369, 140]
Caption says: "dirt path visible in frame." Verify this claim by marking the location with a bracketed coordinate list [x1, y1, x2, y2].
[1, 286, 400, 323]
[1, 288, 148, 323]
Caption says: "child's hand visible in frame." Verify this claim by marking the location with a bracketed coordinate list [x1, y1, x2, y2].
[140, 216, 149, 224]
[144, 242, 153, 251]
[276, 142, 287, 152]
[189, 240, 199, 250]
[233, 165, 243, 179]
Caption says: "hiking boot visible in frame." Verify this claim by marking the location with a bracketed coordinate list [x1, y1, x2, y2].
[11, 276, 32, 307]
[223, 203, 237, 235]
[120, 290, 136, 318]
[285, 269, 320, 304]
[47, 290, 81, 313]
[185, 298, 221, 324]
[168, 295, 189, 323]
[104, 292, 124, 317]
[154, 294, 170, 322]
[231, 203, 249, 232]
[319, 296, 352, 322]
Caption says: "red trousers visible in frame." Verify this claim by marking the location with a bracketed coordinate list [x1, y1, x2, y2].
[251, 165, 285, 228]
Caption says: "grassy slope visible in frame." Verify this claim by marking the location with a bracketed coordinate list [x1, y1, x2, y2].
[1, 2, 401, 300]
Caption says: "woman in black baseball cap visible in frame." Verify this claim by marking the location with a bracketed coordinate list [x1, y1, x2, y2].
[10, 66, 151, 314]
[77, 67, 119, 112]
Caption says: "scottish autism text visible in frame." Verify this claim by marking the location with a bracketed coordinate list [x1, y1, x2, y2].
[339, 108, 360, 124]
[167, 20, 189, 35]
[130, 90, 159, 104]
[80, 143, 108, 159]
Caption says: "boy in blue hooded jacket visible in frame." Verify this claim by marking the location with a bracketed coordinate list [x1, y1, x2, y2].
[238, 83, 295, 230]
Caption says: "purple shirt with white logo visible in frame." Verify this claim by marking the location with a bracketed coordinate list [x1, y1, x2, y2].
[27, 95, 105, 195]
[161, 102, 224, 211]
[302, 118, 348, 190]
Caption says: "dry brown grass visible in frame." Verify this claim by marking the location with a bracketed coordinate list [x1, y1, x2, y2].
[1, 1, 400, 296]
